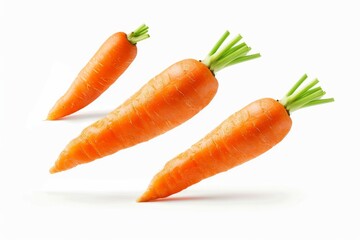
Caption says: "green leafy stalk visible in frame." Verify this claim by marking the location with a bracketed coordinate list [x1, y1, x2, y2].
[127, 24, 150, 45]
[202, 31, 260, 73]
[279, 74, 334, 113]
[285, 74, 308, 97]
[207, 31, 230, 56]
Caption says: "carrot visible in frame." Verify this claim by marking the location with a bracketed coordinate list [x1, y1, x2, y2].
[138, 74, 334, 202]
[49, 31, 260, 173]
[47, 24, 150, 120]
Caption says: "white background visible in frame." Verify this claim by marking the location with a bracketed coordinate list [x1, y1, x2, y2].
[1, 0, 359, 239]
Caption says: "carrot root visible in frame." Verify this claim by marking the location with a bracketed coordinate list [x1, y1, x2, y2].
[47, 24, 149, 120]
[49, 59, 218, 173]
[137, 98, 292, 202]
[138, 75, 334, 202]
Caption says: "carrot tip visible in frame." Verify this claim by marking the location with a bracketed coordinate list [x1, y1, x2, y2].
[137, 197, 151, 203]
[46, 112, 58, 121]
[136, 194, 147, 202]
[136, 190, 159, 202]
[49, 166, 59, 174]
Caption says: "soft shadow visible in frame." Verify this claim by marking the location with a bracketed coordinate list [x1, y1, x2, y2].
[151, 189, 300, 204]
[58, 110, 110, 121]
[33, 191, 138, 205]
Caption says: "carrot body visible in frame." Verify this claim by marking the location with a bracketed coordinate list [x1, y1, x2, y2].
[138, 98, 292, 202]
[50, 59, 218, 173]
[137, 74, 334, 202]
[47, 32, 137, 120]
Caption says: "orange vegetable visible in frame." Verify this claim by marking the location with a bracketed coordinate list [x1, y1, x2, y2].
[138, 74, 334, 202]
[49, 31, 260, 173]
[47, 24, 150, 120]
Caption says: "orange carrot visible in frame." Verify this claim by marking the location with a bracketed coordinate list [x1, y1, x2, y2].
[49, 31, 260, 173]
[47, 24, 150, 120]
[138, 74, 334, 202]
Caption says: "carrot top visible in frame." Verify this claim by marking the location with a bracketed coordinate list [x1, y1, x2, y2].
[202, 31, 261, 73]
[127, 24, 150, 45]
[280, 74, 335, 113]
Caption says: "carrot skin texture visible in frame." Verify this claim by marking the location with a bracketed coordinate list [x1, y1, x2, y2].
[50, 59, 218, 173]
[47, 32, 137, 120]
[138, 98, 292, 202]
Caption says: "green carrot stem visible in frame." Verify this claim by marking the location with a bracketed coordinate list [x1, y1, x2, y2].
[280, 74, 334, 113]
[286, 79, 320, 105]
[285, 74, 308, 97]
[302, 98, 335, 108]
[226, 53, 261, 67]
[223, 42, 247, 56]
[297, 86, 322, 99]
[207, 31, 230, 56]
[202, 31, 260, 73]
[209, 34, 243, 63]
[211, 45, 250, 71]
[287, 90, 326, 111]
[127, 24, 150, 45]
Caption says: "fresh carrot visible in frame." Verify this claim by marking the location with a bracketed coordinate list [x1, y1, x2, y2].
[138, 74, 334, 202]
[49, 31, 260, 173]
[47, 24, 150, 120]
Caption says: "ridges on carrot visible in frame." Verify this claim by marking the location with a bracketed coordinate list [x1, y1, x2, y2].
[137, 74, 334, 202]
[49, 30, 260, 174]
